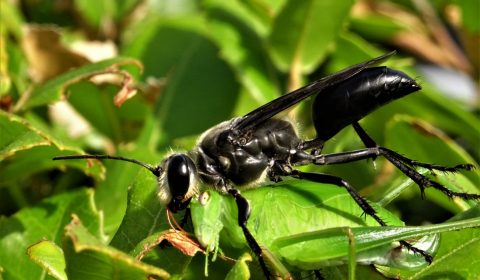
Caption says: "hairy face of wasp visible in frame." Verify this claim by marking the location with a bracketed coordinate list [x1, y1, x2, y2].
[157, 153, 198, 212]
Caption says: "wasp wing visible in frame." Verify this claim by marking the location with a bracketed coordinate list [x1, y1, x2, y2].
[232, 51, 396, 133]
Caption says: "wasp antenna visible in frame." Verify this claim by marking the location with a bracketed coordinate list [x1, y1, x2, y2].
[53, 155, 161, 177]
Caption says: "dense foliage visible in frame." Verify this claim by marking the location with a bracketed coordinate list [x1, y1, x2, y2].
[0, 0, 479, 279]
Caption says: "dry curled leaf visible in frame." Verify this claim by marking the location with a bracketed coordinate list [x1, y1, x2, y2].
[353, 0, 473, 73]
[22, 25, 90, 82]
[136, 229, 204, 261]
[113, 70, 138, 107]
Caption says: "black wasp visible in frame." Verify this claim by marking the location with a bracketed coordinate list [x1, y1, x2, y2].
[54, 51, 479, 277]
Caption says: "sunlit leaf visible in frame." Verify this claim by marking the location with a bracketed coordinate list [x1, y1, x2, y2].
[63, 215, 170, 280]
[268, 0, 354, 73]
[22, 57, 142, 110]
[0, 189, 102, 280]
[28, 240, 67, 280]
[0, 111, 105, 181]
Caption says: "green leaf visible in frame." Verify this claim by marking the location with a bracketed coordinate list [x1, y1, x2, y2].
[115, 0, 141, 19]
[0, 0, 24, 39]
[408, 208, 480, 279]
[74, 0, 116, 28]
[274, 217, 480, 270]
[0, 111, 49, 159]
[108, 166, 195, 277]
[205, 1, 279, 106]
[191, 181, 406, 268]
[123, 17, 240, 141]
[22, 57, 142, 110]
[384, 115, 479, 210]
[63, 216, 170, 280]
[377, 206, 480, 279]
[0, 111, 105, 183]
[225, 253, 252, 280]
[417, 88, 480, 156]
[191, 180, 480, 277]
[68, 82, 123, 141]
[27, 240, 67, 280]
[242, 0, 288, 20]
[458, 0, 480, 32]
[319, 264, 388, 280]
[413, 227, 480, 279]
[92, 148, 160, 237]
[109, 168, 169, 252]
[204, 0, 270, 37]
[325, 32, 394, 71]
[0, 32, 12, 96]
[350, 14, 405, 42]
[368, 85, 480, 153]
[268, 0, 354, 73]
[0, 189, 102, 280]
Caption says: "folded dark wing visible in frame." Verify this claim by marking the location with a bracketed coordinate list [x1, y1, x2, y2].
[232, 51, 396, 133]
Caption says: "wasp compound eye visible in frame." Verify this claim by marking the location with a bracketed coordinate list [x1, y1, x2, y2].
[166, 154, 197, 212]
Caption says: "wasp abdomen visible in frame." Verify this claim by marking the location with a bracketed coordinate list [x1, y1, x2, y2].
[312, 67, 420, 141]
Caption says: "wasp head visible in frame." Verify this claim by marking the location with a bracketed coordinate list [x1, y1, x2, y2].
[157, 153, 199, 212]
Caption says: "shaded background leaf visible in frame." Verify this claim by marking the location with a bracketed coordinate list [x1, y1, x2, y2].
[268, 0, 354, 74]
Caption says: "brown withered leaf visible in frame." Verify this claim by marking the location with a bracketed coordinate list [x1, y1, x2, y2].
[22, 25, 90, 83]
[113, 70, 138, 107]
[353, 0, 473, 74]
[135, 229, 204, 261]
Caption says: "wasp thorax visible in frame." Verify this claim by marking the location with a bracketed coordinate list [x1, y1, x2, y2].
[157, 153, 198, 212]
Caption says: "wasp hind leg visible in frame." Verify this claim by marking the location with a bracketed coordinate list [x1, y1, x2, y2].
[272, 166, 434, 264]
[346, 122, 478, 200]
[352, 122, 474, 173]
